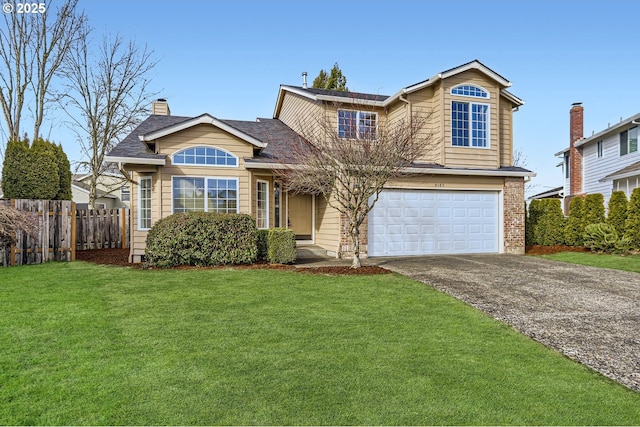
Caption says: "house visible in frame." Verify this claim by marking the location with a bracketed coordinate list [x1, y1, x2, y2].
[106, 60, 534, 263]
[72, 173, 131, 209]
[557, 103, 640, 213]
[527, 186, 564, 201]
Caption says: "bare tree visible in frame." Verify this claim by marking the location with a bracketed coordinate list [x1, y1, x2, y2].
[0, 0, 84, 145]
[275, 105, 435, 268]
[0, 203, 38, 246]
[58, 26, 158, 208]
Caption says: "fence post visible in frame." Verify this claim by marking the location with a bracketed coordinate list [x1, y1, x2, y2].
[71, 202, 77, 261]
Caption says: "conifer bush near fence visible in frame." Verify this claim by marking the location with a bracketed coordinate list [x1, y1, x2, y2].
[526, 199, 543, 246]
[564, 196, 585, 247]
[607, 191, 628, 238]
[624, 187, 640, 249]
[145, 212, 258, 268]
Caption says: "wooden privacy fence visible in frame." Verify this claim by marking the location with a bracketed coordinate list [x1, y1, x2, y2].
[1, 199, 130, 267]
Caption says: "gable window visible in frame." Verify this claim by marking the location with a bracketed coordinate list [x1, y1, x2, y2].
[451, 84, 489, 99]
[172, 177, 238, 213]
[256, 180, 269, 229]
[338, 110, 377, 139]
[620, 127, 638, 156]
[172, 146, 238, 167]
[451, 101, 489, 147]
[597, 140, 603, 158]
[121, 185, 130, 202]
[139, 177, 152, 230]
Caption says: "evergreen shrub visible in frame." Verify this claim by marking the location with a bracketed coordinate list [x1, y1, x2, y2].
[145, 212, 258, 268]
[564, 196, 585, 246]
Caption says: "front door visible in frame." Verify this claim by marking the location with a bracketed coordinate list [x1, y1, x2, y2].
[288, 194, 312, 239]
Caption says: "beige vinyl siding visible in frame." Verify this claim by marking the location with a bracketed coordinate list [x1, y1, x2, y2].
[385, 174, 506, 191]
[406, 85, 441, 164]
[129, 170, 161, 262]
[442, 70, 500, 169]
[314, 194, 340, 253]
[499, 99, 513, 166]
[278, 92, 323, 135]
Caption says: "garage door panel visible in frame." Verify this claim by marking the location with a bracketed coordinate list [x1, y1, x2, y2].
[368, 190, 499, 256]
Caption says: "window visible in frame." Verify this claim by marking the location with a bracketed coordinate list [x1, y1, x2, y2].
[620, 127, 638, 156]
[172, 177, 238, 213]
[172, 146, 238, 166]
[338, 110, 377, 139]
[139, 177, 152, 230]
[274, 182, 281, 227]
[451, 101, 489, 147]
[256, 180, 269, 229]
[597, 140, 603, 158]
[121, 185, 130, 202]
[451, 84, 489, 99]
[564, 153, 570, 179]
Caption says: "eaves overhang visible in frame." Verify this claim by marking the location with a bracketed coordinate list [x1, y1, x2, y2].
[104, 155, 166, 166]
[575, 111, 640, 148]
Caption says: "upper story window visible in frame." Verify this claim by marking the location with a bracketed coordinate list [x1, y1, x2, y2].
[620, 126, 638, 156]
[597, 140, 603, 158]
[451, 101, 489, 148]
[451, 84, 489, 99]
[172, 146, 238, 167]
[338, 109, 377, 139]
[564, 153, 570, 179]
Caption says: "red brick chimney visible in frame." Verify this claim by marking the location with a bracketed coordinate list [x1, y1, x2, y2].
[569, 103, 584, 196]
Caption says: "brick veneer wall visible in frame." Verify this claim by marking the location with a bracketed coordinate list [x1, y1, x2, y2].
[569, 104, 584, 196]
[503, 177, 525, 254]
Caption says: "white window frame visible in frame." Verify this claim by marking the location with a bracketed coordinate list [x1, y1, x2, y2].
[451, 100, 490, 148]
[171, 176, 240, 214]
[256, 179, 269, 229]
[337, 109, 378, 139]
[120, 185, 130, 202]
[171, 145, 239, 167]
[620, 127, 638, 156]
[597, 140, 603, 158]
[450, 84, 490, 99]
[138, 176, 152, 231]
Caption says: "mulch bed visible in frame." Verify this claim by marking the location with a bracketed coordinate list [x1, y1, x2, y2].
[75, 248, 391, 275]
[525, 245, 590, 255]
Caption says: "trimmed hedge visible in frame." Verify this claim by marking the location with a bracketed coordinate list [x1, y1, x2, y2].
[145, 212, 258, 268]
[533, 199, 565, 246]
[526, 199, 543, 246]
[624, 187, 640, 249]
[564, 196, 585, 246]
[583, 193, 605, 228]
[259, 228, 296, 264]
[607, 191, 628, 238]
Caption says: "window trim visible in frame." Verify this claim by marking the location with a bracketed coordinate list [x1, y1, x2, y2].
[121, 184, 131, 202]
[171, 145, 239, 167]
[138, 176, 152, 231]
[171, 176, 240, 214]
[597, 140, 603, 158]
[256, 179, 269, 229]
[450, 84, 490, 99]
[450, 100, 490, 148]
[337, 109, 378, 139]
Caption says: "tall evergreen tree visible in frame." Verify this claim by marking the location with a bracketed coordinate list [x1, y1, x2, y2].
[624, 188, 640, 249]
[606, 191, 628, 238]
[1, 138, 31, 198]
[28, 138, 60, 199]
[312, 63, 348, 91]
[582, 193, 605, 227]
[564, 196, 585, 246]
[52, 143, 72, 200]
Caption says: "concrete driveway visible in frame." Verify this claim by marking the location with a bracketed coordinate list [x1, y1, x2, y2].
[372, 254, 640, 391]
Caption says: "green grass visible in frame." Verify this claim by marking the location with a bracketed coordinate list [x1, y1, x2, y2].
[1, 262, 639, 425]
[539, 252, 640, 273]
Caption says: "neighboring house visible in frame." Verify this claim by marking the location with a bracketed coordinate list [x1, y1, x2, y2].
[106, 60, 534, 263]
[557, 103, 640, 213]
[527, 186, 564, 201]
[72, 173, 131, 209]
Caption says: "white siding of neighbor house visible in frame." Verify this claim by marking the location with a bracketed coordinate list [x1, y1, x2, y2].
[583, 132, 640, 205]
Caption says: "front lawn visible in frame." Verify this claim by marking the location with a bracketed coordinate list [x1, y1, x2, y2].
[539, 252, 640, 273]
[1, 262, 639, 425]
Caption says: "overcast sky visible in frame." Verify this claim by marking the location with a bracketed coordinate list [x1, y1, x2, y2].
[4, 0, 639, 197]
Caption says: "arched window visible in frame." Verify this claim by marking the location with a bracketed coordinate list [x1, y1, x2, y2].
[172, 146, 238, 167]
[450, 84, 489, 99]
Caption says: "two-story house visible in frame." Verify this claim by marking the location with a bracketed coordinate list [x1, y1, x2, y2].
[106, 60, 533, 263]
[557, 103, 640, 213]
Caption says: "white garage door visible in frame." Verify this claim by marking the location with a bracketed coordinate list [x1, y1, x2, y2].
[368, 190, 499, 256]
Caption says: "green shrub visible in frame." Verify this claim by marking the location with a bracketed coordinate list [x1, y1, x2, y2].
[534, 199, 565, 246]
[583, 222, 630, 253]
[583, 193, 605, 228]
[265, 228, 296, 264]
[257, 229, 269, 260]
[564, 196, 585, 246]
[624, 187, 640, 249]
[526, 199, 543, 245]
[606, 191, 628, 238]
[145, 212, 258, 268]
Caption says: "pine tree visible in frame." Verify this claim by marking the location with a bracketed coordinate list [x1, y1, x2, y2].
[52, 143, 72, 200]
[582, 193, 605, 228]
[606, 191, 628, 238]
[624, 188, 640, 249]
[564, 196, 585, 246]
[526, 199, 543, 245]
[535, 199, 565, 246]
[312, 63, 348, 91]
[1, 138, 31, 198]
[29, 138, 60, 199]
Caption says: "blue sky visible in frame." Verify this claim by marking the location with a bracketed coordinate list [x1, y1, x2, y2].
[10, 0, 640, 196]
